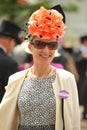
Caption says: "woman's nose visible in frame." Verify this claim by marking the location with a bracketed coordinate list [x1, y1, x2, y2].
[42, 45, 50, 52]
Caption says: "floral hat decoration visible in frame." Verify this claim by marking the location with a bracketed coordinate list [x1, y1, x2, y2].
[27, 4, 66, 41]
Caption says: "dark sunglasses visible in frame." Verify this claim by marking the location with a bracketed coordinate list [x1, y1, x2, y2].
[32, 40, 58, 50]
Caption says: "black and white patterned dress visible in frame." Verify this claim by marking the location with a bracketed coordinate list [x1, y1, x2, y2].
[18, 74, 56, 130]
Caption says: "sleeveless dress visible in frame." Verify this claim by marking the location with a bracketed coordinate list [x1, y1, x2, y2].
[18, 74, 56, 130]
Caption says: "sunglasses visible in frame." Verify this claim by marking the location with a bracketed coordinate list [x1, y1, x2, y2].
[32, 40, 58, 50]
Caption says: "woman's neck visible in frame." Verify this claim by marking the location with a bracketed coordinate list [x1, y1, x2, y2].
[27, 65, 56, 78]
[31, 65, 52, 78]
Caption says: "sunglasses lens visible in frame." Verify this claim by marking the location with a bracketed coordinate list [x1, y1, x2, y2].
[34, 41, 45, 49]
[34, 40, 58, 50]
[48, 42, 58, 50]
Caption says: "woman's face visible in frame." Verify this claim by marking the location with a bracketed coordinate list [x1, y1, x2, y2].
[28, 38, 58, 65]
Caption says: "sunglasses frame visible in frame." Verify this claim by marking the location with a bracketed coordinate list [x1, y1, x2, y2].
[32, 40, 58, 50]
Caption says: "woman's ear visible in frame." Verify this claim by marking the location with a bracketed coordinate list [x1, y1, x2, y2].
[28, 43, 33, 53]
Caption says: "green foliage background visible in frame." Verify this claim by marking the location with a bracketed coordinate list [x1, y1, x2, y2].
[0, 0, 51, 25]
[0, 0, 79, 25]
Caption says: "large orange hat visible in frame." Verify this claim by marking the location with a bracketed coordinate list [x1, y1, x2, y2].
[28, 5, 66, 40]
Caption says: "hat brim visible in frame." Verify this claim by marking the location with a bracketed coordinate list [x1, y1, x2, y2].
[22, 40, 32, 54]
[0, 32, 22, 45]
[54, 50, 61, 57]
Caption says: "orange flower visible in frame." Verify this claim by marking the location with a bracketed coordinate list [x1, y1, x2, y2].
[28, 6, 66, 40]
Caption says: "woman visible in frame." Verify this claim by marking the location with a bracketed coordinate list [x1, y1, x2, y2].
[0, 5, 80, 130]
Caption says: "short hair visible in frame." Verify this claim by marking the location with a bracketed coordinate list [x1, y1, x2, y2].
[80, 35, 87, 43]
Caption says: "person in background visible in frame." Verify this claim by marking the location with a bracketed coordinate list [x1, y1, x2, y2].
[0, 5, 80, 130]
[76, 35, 87, 120]
[78, 35, 87, 57]
[17, 40, 34, 70]
[10, 44, 28, 66]
[0, 20, 22, 102]
[58, 41, 79, 82]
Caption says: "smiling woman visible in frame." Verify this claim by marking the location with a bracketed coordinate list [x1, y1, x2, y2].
[0, 4, 80, 130]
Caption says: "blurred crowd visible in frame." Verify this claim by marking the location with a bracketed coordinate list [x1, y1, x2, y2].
[0, 19, 87, 121]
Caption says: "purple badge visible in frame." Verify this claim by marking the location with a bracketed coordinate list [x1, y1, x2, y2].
[59, 90, 69, 99]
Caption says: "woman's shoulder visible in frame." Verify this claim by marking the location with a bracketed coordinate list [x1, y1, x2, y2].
[8, 69, 29, 83]
[56, 68, 74, 79]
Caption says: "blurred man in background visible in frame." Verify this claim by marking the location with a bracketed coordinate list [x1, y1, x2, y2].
[76, 35, 87, 120]
[0, 20, 22, 102]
